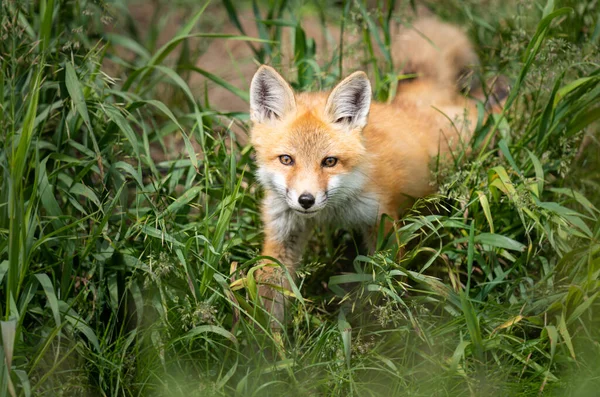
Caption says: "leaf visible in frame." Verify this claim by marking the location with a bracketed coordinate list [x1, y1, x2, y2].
[566, 106, 600, 137]
[557, 314, 576, 359]
[489, 166, 517, 198]
[13, 370, 31, 397]
[455, 233, 526, 251]
[1, 320, 16, 369]
[545, 325, 558, 360]
[65, 62, 91, 131]
[567, 291, 598, 325]
[555, 76, 597, 106]
[0, 261, 8, 285]
[70, 183, 101, 208]
[216, 356, 238, 390]
[466, 220, 475, 294]
[542, 0, 555, 18]
[526, 149, 545, 196]
[498, 139, 521, 175]
[105, 33, 151, 60]
[182, 65, 249, 102]
[222, 0, 248, 35]
[182, 325, 238, 345]
[491, 315, 524, 335]
[65, 62, 103, 177]
[537, 71, 563, 147]
[328, 273, 375, 286]
[60, 302, 100, 351]
[450, 341, 470, 372]
[38, 157, 64, 230]
[536, 200, 593, 237]
[338, 310, 352, 368]
[159, 186, 203, 219]
[1, 320, 17, 397]
[34, 274, 61, 328]
[146, 2, 210, 68]
[550, 188, 599, 216]
[153, 65, 197, 107]
[105, 106, 140, 157]
[114, 161, 144, 187]
[477, 191, 494, 233]
[39, 0, 55, 53]
[140, 225, 184, 247]
[460, 292, 483, 361]
[475, 233, 526, 251]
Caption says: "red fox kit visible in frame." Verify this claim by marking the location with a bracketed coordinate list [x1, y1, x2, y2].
[250, 17, 488, 324]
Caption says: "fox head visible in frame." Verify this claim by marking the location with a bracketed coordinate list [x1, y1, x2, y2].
[250, 65, 372, 217]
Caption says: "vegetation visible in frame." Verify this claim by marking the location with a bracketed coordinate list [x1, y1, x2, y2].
[0, 0, 599, 395]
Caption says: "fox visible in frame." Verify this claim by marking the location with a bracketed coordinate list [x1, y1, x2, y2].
[249, 17, 496, 325]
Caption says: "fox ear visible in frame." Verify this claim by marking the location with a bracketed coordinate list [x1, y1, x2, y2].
[325, 71, 371, 130]
[250, 65, 296, 123]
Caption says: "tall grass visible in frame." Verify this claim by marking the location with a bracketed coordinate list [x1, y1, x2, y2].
[0, 0, 599, 396]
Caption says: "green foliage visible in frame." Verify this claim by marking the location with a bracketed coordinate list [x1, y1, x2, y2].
[0, 0, 599, 396]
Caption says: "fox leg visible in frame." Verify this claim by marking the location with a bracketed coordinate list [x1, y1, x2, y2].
[255, 201, 309, 326]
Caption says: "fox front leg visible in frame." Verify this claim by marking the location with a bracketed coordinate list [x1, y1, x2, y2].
[255, 205, 309, 327]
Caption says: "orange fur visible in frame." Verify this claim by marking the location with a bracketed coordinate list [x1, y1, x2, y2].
[250, 17, 489, 326]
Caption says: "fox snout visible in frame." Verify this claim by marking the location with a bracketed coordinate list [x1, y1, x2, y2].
[286, 183, 328, 216]
[298, 193, 316, 209]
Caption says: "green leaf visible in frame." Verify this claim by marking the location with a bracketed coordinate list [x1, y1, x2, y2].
[338, 310, 352, 369]
[1, 320, 17, 396]
[557, 314, 576, 359]
[70, 183, 101, 208]
[139, 225, 184, 247]
[105, 106, 140, 157]
[1, 320, 16, 369]
[455, 233, 526, 251]
[477, 191, 494, 233]
[329, 273, 375, 286]
[38, 157, 64, 230]
[105, 33, 151, 60]
[460, 292, 483, 361]
[182, 65, 249, 102]
[182, 325, 238, 345]
[554, 76, 597, 106]
[567, 291, 598, 325]
[114, 161, 144, 187]
[39, 0, 55, 53]
[60, 302, 100, 351]
[450, 340, 471, 372]
[498, 139, 521, 175]
[159, 186, 203, 219]
[545, 325, 558, 360]
[466, 220, 475, 294]
[526, 150, 545, 196]
[34, 274, 61, 328]
[65, 62, 91, 131]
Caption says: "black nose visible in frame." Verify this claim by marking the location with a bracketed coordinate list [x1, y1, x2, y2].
[298, 193, 315, 209]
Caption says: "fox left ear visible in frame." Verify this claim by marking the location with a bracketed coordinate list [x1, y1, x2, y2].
[325, 71, 372, 130]
[250, 65, 297, 124]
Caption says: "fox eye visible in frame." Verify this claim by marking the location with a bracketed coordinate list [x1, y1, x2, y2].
[279, 155, 294, 166]
[322, 157, 338, 167]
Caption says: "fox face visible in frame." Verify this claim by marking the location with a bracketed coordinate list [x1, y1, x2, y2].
[250, 66, 372, 218]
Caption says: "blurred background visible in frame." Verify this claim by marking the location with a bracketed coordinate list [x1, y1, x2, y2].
[1, 0, 599, 396]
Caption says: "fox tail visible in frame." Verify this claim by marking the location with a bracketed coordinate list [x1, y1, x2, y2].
[393, 17, 480, 93]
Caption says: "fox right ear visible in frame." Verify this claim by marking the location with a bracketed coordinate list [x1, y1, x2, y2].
[325, 71, 371, 130]
[250, 66, 296, 124]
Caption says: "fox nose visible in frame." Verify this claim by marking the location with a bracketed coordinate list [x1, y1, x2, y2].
[298, 193, 315, 209]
